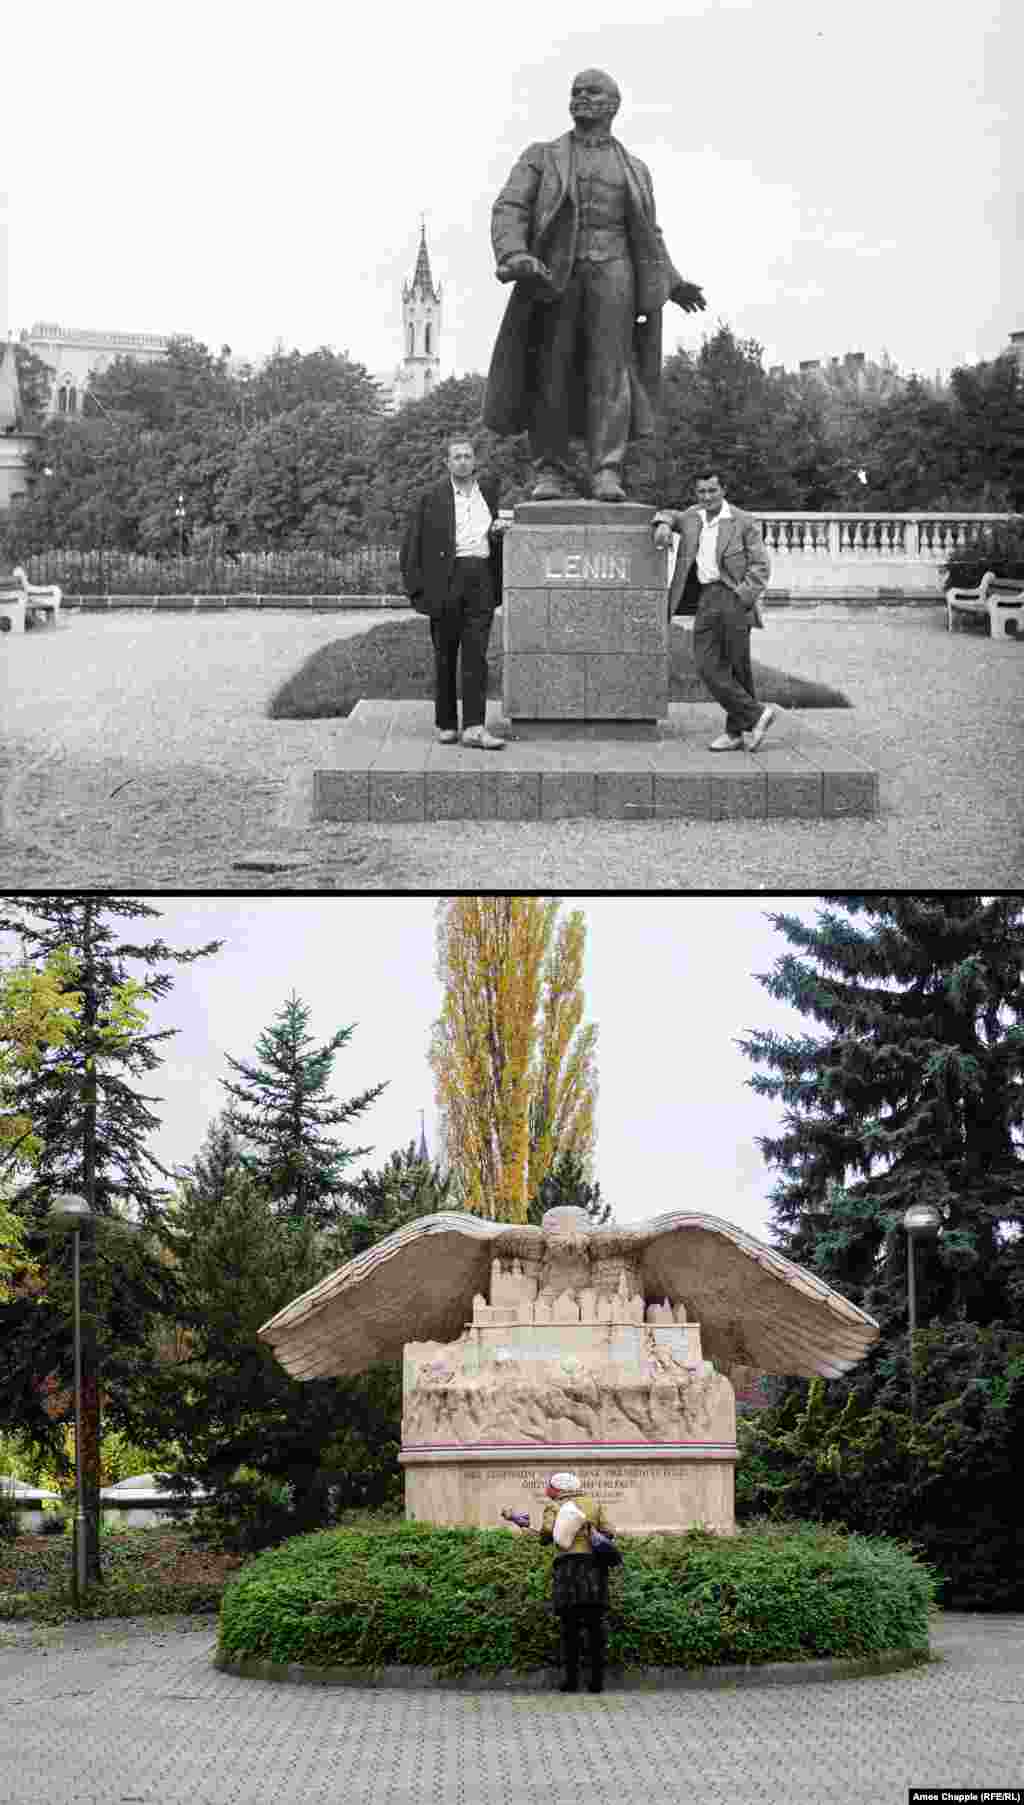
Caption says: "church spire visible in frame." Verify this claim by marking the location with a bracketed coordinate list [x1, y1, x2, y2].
[415, 1110, 429, 1164]
[406, 217, 441, 304]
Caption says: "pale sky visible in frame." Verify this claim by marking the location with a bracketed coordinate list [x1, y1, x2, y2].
[2, 0, 1019, 385]
[41, 893, 833, 1246]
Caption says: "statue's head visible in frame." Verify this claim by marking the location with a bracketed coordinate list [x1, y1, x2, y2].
[569, 69, 621, 130]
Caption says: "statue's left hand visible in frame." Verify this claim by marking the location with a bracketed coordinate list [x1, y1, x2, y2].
[670, 280, 706, 313]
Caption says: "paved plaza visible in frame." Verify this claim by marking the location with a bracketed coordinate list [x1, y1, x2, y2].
[0, 1611, 1021, 1804]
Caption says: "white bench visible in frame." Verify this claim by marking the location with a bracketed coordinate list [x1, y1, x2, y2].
[12, 565, 63, 628]
[946, 570, 1024, 639]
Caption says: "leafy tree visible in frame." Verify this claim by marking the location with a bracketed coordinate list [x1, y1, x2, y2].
[13, 345, 55, 423]
[365, 374, 533, 536]
[737, 895, 1024, 1348]
[527, 1147, 612, 1227]
[429, 898, 598, 1221]
[219, 992, 386, 1228]
[128, 1133, 418, 1546]
[339, 1138, 456, 1259]
[0, 894, 222, 1585]
[947, 352, 1024, 511]
[217, 401, 378, 547]
[651, 325, 839, 511]
[182, 1108, 245, 1205]
[244, 344, 384, 425]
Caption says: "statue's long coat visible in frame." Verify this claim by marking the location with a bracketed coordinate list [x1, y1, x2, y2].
[483, 131, 687, 443]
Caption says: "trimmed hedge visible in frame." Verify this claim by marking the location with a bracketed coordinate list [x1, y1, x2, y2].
[217, 1518, 935, 1678]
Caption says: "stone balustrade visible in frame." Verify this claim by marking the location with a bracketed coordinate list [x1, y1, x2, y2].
[745, 512, 1019, 597]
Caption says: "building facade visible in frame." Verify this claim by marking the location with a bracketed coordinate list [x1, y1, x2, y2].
[19, 322, 176, 416]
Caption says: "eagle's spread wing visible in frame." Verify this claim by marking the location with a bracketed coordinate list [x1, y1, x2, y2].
[629, 1212, 878, 1378]
[258, 1213, 515, 1378]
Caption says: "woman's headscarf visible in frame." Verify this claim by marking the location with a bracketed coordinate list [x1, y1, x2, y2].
[547, 1471, 581, 1497]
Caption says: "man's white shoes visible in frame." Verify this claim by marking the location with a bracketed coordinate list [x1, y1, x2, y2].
[437, 729, 459, 744]
[461, 725, 505, 750]
[709, 733, 745, 751]
[745, 705, 777, 751]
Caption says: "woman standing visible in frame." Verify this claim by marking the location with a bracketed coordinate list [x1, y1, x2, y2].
[541, 1471, 615, 1694]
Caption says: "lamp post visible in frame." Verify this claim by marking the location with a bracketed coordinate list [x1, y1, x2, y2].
[902, 1202, 942, 1419]
[174, 493, 186, 561]
[47, 1192, 92, 1603]
[45, 1194, 140, 1602]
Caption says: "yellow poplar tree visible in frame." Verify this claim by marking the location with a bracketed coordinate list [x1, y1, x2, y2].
[0, 948, 83, 1301]
[429, 898, 597, 1222]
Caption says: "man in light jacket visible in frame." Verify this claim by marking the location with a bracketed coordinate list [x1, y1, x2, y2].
[653, 468, 775, 751]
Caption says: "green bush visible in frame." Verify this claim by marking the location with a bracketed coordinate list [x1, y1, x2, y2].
[943, 522, 1024, 590]
[0, 1487, 21, 1545]
[217, 1518, 934, 1677]
[736, 1331, 1024, 1609]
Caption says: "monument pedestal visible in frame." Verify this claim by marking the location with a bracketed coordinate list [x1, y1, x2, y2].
[399, 1235, 737, 1535]
[502, 501, 668, 736]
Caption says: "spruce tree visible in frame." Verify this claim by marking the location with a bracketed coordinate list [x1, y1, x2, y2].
[738, 895, 1024, 1341]
[0, 893, 222, 1586]
[527, 1148, 613, 1227]
[219, 992, 386, 1229]
[339, 1139, 455, 1260]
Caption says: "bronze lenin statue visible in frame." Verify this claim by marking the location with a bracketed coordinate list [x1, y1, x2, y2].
[482, 69, 705, 502]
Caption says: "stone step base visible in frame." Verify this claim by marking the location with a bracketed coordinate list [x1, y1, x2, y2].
[312, 701, 878, 823]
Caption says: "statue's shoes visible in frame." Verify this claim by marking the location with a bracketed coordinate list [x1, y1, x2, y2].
[592, 471, 626, 502]
[530, 475, 571, 501]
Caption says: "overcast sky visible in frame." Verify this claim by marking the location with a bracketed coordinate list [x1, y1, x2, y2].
[29, 893, 834, 1246]
[3, 0, 1018, 384]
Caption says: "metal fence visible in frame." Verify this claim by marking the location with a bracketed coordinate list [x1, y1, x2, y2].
[19, 544, 403, 597]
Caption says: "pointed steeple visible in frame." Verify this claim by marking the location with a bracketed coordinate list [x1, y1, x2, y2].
[404, 219, 441, 304]
[415, 1110, 429, 1164]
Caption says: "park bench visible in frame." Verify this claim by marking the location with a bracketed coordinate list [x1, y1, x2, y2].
[0, 565, 63, 632]
[946, 570, 1024, 639]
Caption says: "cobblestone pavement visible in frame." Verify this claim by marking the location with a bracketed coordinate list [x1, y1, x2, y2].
[0, 1612, 1020, 1804]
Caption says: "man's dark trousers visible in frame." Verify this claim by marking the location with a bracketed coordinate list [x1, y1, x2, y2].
[693, 580, 761, 737]
[429, 556, 495, 732]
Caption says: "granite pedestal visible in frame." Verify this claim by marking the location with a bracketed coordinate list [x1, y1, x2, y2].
[503, 501, 667, 736]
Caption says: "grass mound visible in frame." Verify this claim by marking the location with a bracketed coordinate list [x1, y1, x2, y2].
[268, 616, 850, 720]
[217, 1518, 934, 1677]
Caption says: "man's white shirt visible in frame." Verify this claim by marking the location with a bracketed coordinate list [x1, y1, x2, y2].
[452, 480, 493, 558]
[695, 498, 732, 585]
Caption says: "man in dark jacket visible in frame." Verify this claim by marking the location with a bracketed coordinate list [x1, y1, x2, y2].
[483, 68, 704, 501]
[399, 439, 507, 749]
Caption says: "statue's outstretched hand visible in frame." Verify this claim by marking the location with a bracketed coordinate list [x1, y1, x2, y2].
[670, 280, 706, 313]
[498, 253, 554, 286]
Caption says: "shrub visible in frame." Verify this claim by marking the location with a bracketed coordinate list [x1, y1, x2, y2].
[39, 1513, 68, 1536]
[217, 1518, 935, 1677]
[0, 1486, 21, 1545]
[943, 521, 1024, 590]
[736, 1330, 1024, 1609]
